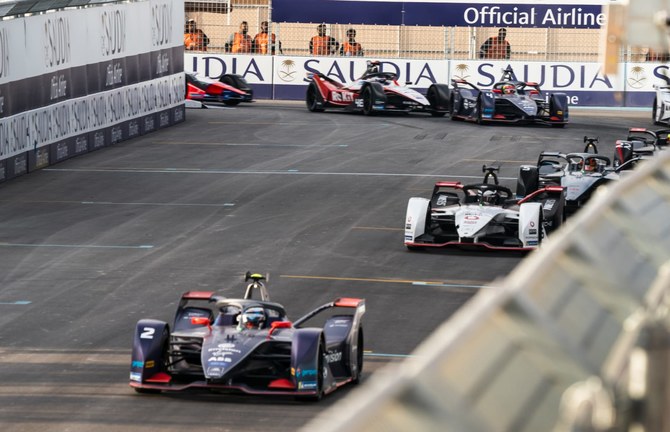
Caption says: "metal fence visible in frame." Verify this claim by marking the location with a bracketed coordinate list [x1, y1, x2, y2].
[184, 1, 653, 62]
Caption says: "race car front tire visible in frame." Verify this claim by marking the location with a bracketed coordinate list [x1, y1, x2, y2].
[362, 86, 374, 116]
[306, 83, 325, 112]
[427, 84, 449, 117]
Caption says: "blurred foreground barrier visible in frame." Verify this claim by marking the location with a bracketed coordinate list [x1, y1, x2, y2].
[304, 152, 670, 432]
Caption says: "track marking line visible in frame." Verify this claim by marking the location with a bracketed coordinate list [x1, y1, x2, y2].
[0, 301, 31, 305]
[153, 141, 349, 148]
[352, 226, 403, 231]
[279, 274, 488, 288]
[0, 243, 154, 249]
[43, 168, 517, 180]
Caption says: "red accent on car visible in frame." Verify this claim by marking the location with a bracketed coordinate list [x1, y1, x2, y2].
[267, 321, 292, 338]
[550, 116, 561, 121]
[494, 114, 506, 119]
[492, 89, 502, 94]
[145, 372, 172, 383]
[335, 297, 363, 308]
[518, 186, 565, 204]
[268, 378, 294, 389]
[435, 181, 462, 188]
[191, 317, 211, 327]
[182, 291, 215, 300]
[529, 90, 540, 95]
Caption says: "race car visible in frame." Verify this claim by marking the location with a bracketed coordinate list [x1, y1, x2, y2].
[129, 272, 365, 400]
[404, 166, 565, 251]
[613, 127, 669, 170]
[449, 66, 568, 127]
[516, 140, 618, 216]
[305, 61, 450, 116]
[186, 72, 253, 106]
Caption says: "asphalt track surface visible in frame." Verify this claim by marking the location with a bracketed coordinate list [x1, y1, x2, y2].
[0, 100, 651, 431]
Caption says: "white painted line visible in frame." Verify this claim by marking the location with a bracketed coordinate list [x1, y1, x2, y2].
[43, 168, 517, 181]
[0, 243, 154, 249]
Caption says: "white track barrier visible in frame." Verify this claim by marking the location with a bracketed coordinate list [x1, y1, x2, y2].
[304, 151, 670, 432]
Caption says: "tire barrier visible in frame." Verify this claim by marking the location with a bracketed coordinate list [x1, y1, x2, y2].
[304, 151, 670, 432]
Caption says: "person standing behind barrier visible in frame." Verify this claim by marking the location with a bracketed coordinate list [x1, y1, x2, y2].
[253, 21, 282, 55]
[184, 19, 210, 51]
[226, 21, 253, 53]
[340, 28, 364, 56]
[479, 28, 511, 59]
[310, 23, 339, 56]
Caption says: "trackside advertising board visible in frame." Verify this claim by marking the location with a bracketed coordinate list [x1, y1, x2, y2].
[0, 0, 184, 182]
[272, 0, 621, 28]
[185, 53, 664, 108]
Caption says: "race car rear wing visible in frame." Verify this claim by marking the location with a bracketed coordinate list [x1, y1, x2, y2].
[293, 298, 366, 328]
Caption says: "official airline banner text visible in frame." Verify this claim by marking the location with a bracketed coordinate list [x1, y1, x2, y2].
[186, 53, 664, 107]
[272, 0, 615, 28]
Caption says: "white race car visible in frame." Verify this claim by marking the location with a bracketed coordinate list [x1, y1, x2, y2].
[405, 167, 565, 251]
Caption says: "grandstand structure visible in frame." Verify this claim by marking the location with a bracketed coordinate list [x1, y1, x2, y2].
[184, 0, 651, 62]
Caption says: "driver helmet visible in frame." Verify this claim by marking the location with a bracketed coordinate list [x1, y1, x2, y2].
[366, 60, 379, 75]
[481, 190, 497, 205]
[240, 307, 266, 330]
[502, 84, 516, 95]
[585, 158, 597, 172]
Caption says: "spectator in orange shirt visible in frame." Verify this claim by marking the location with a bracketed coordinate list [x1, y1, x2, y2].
[226, 21, 253, 53]
[253, 21, 283, 55]
[184, 19, 209, 51]
[309, 24, 339, 56]
[340, 28, 364, 57]
[479, 28, 511, 60]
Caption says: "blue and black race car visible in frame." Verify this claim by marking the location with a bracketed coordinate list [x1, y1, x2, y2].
[449, 66, 568, 127]
[130, 272, 365, 400]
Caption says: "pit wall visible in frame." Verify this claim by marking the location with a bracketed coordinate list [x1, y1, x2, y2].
[0, 0, 185, 183]
[186, 53, 664, 108]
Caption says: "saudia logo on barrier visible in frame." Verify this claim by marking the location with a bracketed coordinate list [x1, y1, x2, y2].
[100, 9, 126, 56]
[453, 63, 613, 90]
[301, 59, 442, 85]
[151, 2, 173, 47]
[44, 17, 71, 68]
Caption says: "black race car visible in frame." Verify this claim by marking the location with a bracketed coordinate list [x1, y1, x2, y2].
[130, 272, 366, 400]
[449, 66, 568, 127]
[613, 127, 670, 170]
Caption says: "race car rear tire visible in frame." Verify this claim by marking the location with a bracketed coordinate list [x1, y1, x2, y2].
[427, 84, 448, 117]
[306, 83, 325, 112]
[362, 86, 374, 116]
[352, 328, 364, 384]
[653, 98, 660, 125]
[223, 99, 241, 106]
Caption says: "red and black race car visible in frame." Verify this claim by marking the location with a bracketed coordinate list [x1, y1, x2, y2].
[306, 61, 450, 116]
[186, 72, 253, 107]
